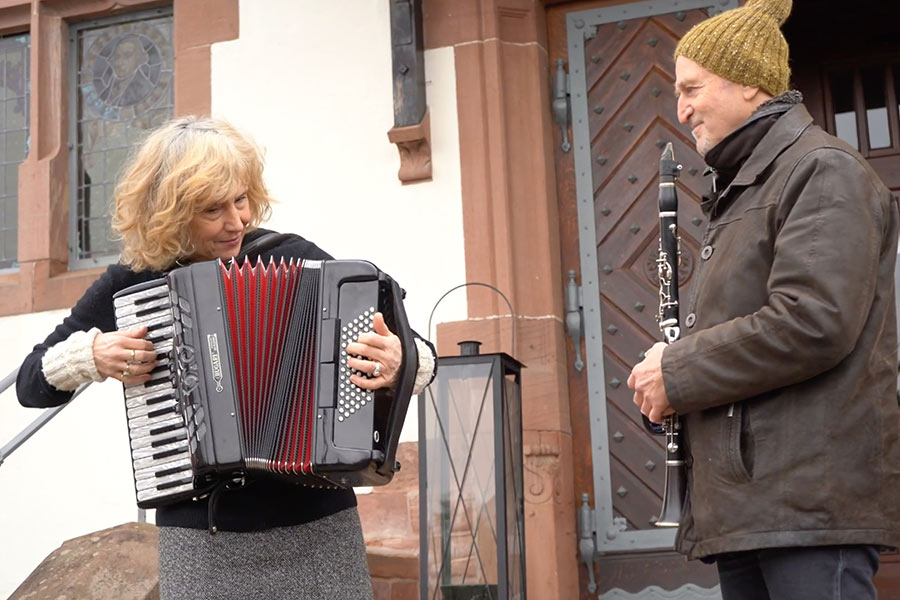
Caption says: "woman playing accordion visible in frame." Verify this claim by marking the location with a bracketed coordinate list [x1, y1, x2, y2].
[16, 116, 436, 600]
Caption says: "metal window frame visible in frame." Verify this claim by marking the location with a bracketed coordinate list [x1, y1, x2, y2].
[566, 0, 737, 554]
[67, 6, 173, 270]
[0, 32, 30, 274]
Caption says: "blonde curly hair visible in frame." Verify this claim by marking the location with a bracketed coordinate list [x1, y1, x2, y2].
[112, 116, 273, 271]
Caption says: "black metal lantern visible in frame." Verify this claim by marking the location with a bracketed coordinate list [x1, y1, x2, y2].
[418, 341, 526, 600]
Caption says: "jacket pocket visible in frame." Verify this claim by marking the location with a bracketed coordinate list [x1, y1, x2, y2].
[725, 402, 753, 483]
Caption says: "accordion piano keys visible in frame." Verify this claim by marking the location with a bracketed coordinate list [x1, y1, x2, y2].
[113, 281, 197, 504]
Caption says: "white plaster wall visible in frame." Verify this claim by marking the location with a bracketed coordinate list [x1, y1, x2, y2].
[0, 311, 142, 598]
[211, 0, 467, 441]
[0, 2, 465, 596]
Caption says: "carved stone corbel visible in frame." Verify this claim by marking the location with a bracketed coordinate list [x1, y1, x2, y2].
[387, 0, 430, 183]
[388, 108, 431, 183]
[524, 436, 562, 505]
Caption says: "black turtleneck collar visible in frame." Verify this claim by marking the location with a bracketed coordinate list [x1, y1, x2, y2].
[701, 90, 803, 217]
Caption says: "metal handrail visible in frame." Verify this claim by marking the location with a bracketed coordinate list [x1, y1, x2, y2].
[0, 367, 90, 467]
[2, 366, 145, 522]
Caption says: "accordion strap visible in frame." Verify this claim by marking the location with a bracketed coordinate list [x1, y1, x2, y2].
[237, 232, 299, 260]
[207, 480, 226, 535]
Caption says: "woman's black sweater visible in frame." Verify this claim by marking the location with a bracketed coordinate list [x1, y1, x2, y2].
[15, 229, 357, 531]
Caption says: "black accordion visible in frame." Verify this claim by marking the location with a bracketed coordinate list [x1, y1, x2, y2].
[112, 258, 416, 509]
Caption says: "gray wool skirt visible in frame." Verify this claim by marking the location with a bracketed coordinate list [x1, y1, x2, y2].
[158, 507, 374, 600]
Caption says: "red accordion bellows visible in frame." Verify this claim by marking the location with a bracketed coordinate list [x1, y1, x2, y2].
[221, 259, 319, 475]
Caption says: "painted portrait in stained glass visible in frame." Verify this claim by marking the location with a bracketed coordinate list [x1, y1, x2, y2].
[71, 10, 172, 267]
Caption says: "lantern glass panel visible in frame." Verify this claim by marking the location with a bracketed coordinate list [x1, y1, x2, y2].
[503, 375, 524, 600]
[422, 361, 499, 599]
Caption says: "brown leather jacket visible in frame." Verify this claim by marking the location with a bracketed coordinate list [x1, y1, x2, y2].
[662, 102, 900, 560]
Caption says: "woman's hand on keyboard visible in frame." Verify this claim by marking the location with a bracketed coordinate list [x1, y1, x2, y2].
[93, 326, 158, 383]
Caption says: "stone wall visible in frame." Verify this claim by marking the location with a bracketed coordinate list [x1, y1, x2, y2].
[361, 441, 421, 600]
[8, 522, 159, 600]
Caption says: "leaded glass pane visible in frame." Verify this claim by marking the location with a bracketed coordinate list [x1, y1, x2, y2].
[0, 33, 29, 271]
[70, 9, 173, 268]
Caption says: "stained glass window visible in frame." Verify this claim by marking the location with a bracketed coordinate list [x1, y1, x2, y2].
[69, 8, 173, 269]
[0, 33, 30, 272]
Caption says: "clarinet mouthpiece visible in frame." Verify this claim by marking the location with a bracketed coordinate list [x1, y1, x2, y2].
[660, 141, 675, 162]
[659, 142, 682, 180]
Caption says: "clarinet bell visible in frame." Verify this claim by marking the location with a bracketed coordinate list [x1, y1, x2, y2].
[655, 455, 686, 527]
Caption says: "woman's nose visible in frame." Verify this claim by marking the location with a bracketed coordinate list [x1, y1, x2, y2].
[224, 204, 245, 230]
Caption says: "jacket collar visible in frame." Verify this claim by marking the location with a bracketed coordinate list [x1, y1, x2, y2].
[702, 102, 814, 217]
[728, 103, 812, 188]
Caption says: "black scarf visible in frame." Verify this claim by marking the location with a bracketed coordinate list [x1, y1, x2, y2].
[701, 91, 803, 218]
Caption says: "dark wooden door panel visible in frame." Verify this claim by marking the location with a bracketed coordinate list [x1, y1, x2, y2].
[593, 130, 708, 230]
[586, 9, 708, 534]
[584, 17, 701, 144]
[550, 1, 723, 597]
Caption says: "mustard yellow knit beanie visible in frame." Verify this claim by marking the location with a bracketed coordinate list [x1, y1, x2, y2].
[674, 0, 792, 96]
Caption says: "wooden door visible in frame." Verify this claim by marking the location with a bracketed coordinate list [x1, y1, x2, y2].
[548, 1, 732, 597]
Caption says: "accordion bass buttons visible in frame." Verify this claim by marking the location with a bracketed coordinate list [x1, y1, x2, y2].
[337, 308, 377, 423]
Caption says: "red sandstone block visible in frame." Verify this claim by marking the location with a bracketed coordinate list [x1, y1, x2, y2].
[371, 579, 391, 600]
[367, 547, 419, 580]
[391, 580, 419, 600]
[359, 491, 416, 541]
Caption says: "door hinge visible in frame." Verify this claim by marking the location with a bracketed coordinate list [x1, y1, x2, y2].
[552, 58, 571, 153]
[578, 493, 598, 595]
[565, 270, 584, 371]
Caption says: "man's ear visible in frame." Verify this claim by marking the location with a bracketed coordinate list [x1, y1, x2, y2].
[742, 85, 771, 103]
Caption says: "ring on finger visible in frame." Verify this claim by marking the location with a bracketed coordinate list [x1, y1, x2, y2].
[372, 362, 382, 377]
[122, 368, 131, 378]
[130, 349, 136, 362]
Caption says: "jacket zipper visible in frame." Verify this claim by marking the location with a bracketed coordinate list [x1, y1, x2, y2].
[685, 168, 720, 320]
[708, 167, 734, 421]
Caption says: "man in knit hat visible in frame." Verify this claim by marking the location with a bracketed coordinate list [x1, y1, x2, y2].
[628, 0, 900, 598]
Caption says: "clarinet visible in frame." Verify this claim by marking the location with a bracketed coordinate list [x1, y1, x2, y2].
[650, 142, 685, 528]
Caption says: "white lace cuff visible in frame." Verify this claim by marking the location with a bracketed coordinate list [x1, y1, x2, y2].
[41, 328, 104, 391]
[412, 338, 436, 395]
